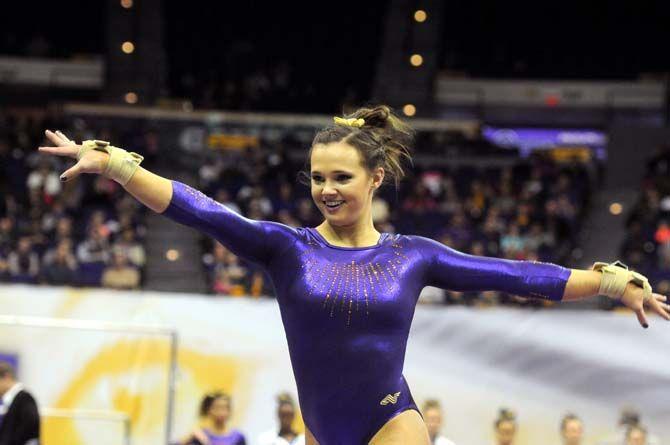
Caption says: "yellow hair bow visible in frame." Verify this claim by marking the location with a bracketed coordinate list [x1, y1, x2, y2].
[333, 117, 365, 128]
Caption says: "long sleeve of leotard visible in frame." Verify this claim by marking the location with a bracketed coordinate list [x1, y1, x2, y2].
[415, 235, 571, 301]
[161, 180, 296, 267]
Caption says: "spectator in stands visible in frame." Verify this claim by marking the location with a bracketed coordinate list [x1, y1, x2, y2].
[0, 252, 8, 282]
[500, 224, 525, 259]
[76, 225, 111, 286]
[421, 399, 455, 445]
[560, 413, 584, 445]
[212, 250, 250, 296]
[113, 228, 146, 269]
[180, 391, 246, 445]
[494, 408, 517, 445]
[654, 220, 670, 269]
[26, 157, 61, 201]
[0, 217, 15, 255]
[42, 238, 78, 286]
[101, 251, 140, 290]
[7, 236, 39, 284]
[257, 392, 304, 445]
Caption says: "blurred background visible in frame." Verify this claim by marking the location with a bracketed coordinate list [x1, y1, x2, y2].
[1, 1, 669, 444]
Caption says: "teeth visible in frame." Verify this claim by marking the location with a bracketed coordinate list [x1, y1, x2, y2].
[325, 201, 344, 207]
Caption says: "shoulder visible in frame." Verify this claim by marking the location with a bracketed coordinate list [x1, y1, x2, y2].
[14, 389, 37, 404]
[390, 234, 450, 256]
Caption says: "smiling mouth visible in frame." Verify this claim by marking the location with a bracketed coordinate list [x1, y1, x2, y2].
[324, 200, 345, 209]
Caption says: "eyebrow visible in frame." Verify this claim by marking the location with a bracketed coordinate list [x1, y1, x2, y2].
[311, 170, 352, 175]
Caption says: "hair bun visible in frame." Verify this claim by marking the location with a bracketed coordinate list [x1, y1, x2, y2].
[499, 408, 516, 421]
[351, 105, 391, 129]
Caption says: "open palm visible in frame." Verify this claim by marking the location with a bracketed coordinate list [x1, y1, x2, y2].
[38, 130, 109, 181]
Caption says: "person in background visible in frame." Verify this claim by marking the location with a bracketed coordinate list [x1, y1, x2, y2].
[101, 250, 140, 290]
[560, 413, 584, 445]
[257, 392, 304, 445]
[626, 425, 648, 445]
[0, 361, 39, 445]
[7, 237, 39, 284]
[181, 392, 246, 445]
[493, 408, 517, 445]
[596, 407, 659, 445]
[421, 399, 455, 445]
[42, 238, 77, 285]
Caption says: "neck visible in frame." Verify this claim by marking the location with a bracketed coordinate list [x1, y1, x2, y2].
[317, 220, 380, 247]
[207, 419, 227, 434]
[279, 426, 296, 437]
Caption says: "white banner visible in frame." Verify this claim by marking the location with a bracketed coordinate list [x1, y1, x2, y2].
[0, 284, 668, 445]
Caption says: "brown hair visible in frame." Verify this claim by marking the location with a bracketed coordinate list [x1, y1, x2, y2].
[300, 105, 414, 190]
[0, 361, 15, 379]
[199, 391, 231, 417]
[494, 408, 517, 429]
[560, 412, 582, 431]
[276, 391, 295, 409]
[422, 398, 441, 412]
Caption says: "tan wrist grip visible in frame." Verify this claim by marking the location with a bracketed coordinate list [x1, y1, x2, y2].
[591, 260, 652, 302]
[78, 140, 144, 186]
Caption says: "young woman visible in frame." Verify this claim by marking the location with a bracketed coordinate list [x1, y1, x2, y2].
[180, 392, 246, 445]
[493, 409, 517, 445]
[257, 392, 305, 445]
[39, 105, 669, 445]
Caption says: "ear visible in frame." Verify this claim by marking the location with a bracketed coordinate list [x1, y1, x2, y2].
[371, 167, 385, 190]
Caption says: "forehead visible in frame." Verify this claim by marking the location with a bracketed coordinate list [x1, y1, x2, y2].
[212, 397, 229, 407]
[311, 142, 364, 172]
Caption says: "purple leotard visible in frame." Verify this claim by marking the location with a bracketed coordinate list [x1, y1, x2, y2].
[203, 428, 246, 445]
[163, 181, 571, 445]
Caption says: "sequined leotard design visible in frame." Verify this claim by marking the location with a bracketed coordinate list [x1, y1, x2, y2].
[163, 181, 571, 445]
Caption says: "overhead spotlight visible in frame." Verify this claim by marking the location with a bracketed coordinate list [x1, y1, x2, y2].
[121, 41, 135, 54]
[402, 104, 416, 117]
[609, 202, 623, 215]
[121, 0, 133, 8]
[124, 92, 138, 104]
[414, 10, 427, 22]
[410, 54, 423, 67]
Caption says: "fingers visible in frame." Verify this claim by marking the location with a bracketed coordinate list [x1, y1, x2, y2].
[59, 163, 82, 182]
[635, 307, 649, 329]
[55, 130, 74, 144]
[649, 296, 670, 321]
[38, 145, 79, 158]
[45, 130, 71, 147]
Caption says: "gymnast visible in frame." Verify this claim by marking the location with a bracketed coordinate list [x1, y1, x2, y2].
[38, 105, 670, 445]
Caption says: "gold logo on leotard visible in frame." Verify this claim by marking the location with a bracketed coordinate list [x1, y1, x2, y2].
[379, 392, 401, 405]
[302, 238, 409, 326]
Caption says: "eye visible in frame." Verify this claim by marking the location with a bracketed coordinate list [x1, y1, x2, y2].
[311, 175, 323, 183]
[337, 174, 352, 182]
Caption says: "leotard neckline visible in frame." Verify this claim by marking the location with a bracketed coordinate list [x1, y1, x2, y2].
[307, 227, 388, 251]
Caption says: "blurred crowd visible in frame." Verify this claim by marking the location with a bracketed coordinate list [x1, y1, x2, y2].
[620, 144, 670, 293]
[175, 391, 658, 445]
[0, 109, 149, 289]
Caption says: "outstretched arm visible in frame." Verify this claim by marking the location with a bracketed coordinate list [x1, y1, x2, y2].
[38, 130, 294, 267]
[416, 236, 670, 327]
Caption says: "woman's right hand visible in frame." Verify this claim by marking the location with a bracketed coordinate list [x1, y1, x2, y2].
[39, 130, 110, 182]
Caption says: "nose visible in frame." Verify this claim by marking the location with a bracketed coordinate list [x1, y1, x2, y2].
[321, 180, 339, 197]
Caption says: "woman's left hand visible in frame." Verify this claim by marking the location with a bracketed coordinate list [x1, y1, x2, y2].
[620, 282, 670, 328]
